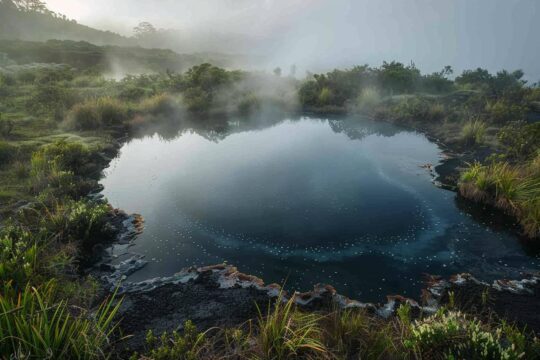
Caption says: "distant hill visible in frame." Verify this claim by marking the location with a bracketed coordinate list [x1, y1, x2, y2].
[0, 0, 132, 46]
[0, 39, 242, 74]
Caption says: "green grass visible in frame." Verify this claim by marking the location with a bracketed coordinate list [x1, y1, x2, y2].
[461, 119, 487, 146]
[0, 281, 121, 359]
[64, 97, 129, 131]
[460, 157, 540, 238]
[255, 293, 327, 359]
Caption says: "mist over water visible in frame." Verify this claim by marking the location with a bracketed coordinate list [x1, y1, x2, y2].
[45, 0, 540, 80]
[100, 116, 539, 301]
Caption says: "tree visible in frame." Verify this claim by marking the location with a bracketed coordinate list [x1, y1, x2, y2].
[11, 0, 47, 12]
[289, 64, 297, 77]
[378, 61, 420, 94]
[133, 22, 157, 39]
[273, 67, 282, 77]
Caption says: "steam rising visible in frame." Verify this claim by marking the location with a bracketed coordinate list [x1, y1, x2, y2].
[44, 0, 540, 80]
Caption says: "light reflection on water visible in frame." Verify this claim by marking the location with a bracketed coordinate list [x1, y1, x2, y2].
[100, 115, 539, 301]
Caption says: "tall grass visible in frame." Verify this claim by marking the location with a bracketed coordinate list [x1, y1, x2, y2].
[138, 94, 176, 115]
[255, 294, 327, 359]
[460, 159, 540, 238]
[461, 119, 487, 146]
[0, 281, 121, 359]
[322, 308, 401, 358]
[65, 97, 128, 130]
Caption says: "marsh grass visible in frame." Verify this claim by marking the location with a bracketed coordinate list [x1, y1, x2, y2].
[322, 308, 402, 359]
[460, 160, 540, 238]
[65, 97, 128, 130]
[0, 281, 122, 359]
[461, 119, 486, 146]
[255, 294, 327, 359]
[138, 94, 177, 115]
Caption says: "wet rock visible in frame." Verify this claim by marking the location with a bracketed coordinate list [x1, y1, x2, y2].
[424, 273, 540, 332]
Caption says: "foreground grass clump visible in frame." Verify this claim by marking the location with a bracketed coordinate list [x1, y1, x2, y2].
[134, 321, 207, 360]
[460, 158, 540, 238]
[65, 97, 129, 130]
[130, 302, 539, 360]
[0, 281, 121, 359]
[256, 295, 327, 359]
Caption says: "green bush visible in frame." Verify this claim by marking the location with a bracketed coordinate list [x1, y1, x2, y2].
[139, 93, 176, 115]
[391, 97, 445, 122]
[498, 121, 540, 160]
[140, 321, 207, 360]
[65, 97, 128, 130]
[0, 223, 38, 286]
[404, 310, 525, 359]
[183, 88, 212, 112]
[119, 86, 148, 101]
[39, 200, 112, 249]
[485, 99, 527, 124]
[38, 140, 91, 173]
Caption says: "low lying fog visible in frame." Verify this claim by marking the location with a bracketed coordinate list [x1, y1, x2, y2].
[45, 0, 540, 80]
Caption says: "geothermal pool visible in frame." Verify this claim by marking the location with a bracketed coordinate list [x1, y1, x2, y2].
[100, 115, 539, 301]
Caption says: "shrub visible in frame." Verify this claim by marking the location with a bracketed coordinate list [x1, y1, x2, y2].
[139, 94, 176, 115]
[404, 310, 525, 359]
[391, 97, 445, 122]
[37, 140, 91, 174]
[29, 83, 77, 119]
[40, 200, 112, 249]
[65, 97, 128, 130]
[119, 86, 147, 101]
[0, 281, 121, 359]
[461, 119, 486, 146]
[183, 88, 211, 112]
[318, 87, 333, 105]
[66, 102, 100, 130]
[29, 141, 97, 197]
[485, 99, 527, 124]
[0, 223, 38, 286]
[141, 321, 207, 360]
[498, 121, 540, 160]
[237, 93, 261, 115]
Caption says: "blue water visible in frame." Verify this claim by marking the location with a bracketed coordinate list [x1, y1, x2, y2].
[101, 115, 539, 301]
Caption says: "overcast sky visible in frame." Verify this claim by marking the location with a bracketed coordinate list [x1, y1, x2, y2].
[44, 0, 540, 80]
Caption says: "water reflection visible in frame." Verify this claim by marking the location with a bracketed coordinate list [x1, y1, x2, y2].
[102, 115, 539, 301]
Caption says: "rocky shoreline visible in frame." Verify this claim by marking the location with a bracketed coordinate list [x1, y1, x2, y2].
[96, 260, 539, 352]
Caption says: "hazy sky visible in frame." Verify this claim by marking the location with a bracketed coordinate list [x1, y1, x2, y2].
[44, 0, 540, 80]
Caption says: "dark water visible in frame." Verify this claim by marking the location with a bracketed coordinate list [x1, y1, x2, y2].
[101, 115, 539, 302]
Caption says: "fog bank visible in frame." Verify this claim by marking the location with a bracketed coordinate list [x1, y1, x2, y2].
[45, 0, 540, 80]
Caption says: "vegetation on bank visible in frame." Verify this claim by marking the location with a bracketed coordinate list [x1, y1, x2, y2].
[1, 34, 540, 357]
[127, 295, 540, 359]
[299, 63, 540, 239]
